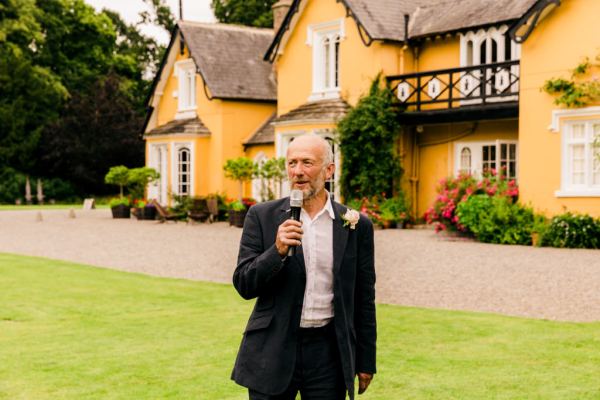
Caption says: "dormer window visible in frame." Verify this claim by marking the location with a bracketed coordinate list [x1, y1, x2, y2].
[175, 59, 196, 113]
[307, 19, 345, 101]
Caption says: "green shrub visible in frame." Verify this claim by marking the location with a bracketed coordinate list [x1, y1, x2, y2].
[109, 197, 131, 208]
[380, 195, 411, 224]
[424, 170, 519, 232]
[0, 167, 26, 204]
[540, 212, 600, 249]
[42, 178, 78, 202]
[456, 195, 535, 245]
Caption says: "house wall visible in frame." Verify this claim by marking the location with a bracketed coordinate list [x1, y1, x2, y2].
[219, 101, 276, 198]
[519, 0, 600, 217]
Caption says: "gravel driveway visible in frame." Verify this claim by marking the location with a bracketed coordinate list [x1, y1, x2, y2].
[1, 209, 599, 322]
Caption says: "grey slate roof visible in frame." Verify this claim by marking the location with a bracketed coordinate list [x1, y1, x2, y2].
[268, 0, 540, 57]
[179, 21, 277, 101]
[244, 113, 276, 146]
[145, 117, 210, 136]
[408, 0, 540, 38]
[273, 98, 351, 124]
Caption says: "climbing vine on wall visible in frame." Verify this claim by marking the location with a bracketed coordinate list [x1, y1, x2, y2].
[337, 74, 402, 200]
[542, 54, 600, 107]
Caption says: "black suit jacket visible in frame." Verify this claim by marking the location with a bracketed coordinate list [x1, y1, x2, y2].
[231, 197, 376, 398]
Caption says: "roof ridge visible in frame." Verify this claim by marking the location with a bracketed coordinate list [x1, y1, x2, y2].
[178, 20, 274, 34]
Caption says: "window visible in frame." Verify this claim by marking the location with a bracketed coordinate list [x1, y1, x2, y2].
[460, 147, 472, 173]
[177, 147, 191, 196]
[307, 20, 344, 101]
[459, 26, 520, 102]
[175, 60, 196, 112]
[455, 141, 518, 179]
[558, 120, 600, 196]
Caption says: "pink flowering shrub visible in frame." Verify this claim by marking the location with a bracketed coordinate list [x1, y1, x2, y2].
[424, 168, 519, 232]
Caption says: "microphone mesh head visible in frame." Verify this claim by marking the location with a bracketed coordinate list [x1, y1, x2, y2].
[290, 189, 303, 207]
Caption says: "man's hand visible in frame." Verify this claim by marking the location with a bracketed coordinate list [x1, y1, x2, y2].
[357, 372, 373, 395]
[275, 219, 303, 257]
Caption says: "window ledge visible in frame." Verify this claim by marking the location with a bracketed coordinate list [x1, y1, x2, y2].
[308, 90, 340, 102]
[175, 109, 197, 120]
[555, 189, 600, 198]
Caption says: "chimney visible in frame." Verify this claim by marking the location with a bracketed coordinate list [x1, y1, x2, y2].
[272, 0, 292, 33]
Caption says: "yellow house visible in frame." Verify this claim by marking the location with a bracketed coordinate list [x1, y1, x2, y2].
[145, 1, 598, 219]
[142, 21, 276, 204]
[264, 0, 599, 217]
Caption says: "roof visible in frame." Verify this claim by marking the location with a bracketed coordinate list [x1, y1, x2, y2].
[273, 98, 351, 125]
[145, 117, 210, 137]
[266, 0, 541, 59]
[408, 0, 540, 39]
[244, 113, 276, 146]
[179, 21, 277, 101]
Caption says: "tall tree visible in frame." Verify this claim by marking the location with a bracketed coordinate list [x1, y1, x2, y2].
[211, 0, 277, 28]
[0, 0, 67, 175]
[140, 0, 175, 33]
[38, 73, 145, 195]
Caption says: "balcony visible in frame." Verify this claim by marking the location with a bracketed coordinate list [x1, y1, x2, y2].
[386, 61, 520, 124]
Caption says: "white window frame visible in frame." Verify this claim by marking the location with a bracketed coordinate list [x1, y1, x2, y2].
[148, 143, 168, 204]
[555, 119, 600, 197]
[171, 142, 195, 197]
[306, 19, 345, 101]
[276, 130, 341, 201]
[174, 59, 197, 117]
[459, 25, 520, 104]
[454, 140, 519, 180]
[252, 152, 268, 202]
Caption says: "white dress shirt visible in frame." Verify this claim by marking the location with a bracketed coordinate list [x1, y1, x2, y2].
[299, 194, 335, 328]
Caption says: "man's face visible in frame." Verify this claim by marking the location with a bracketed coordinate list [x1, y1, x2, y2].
[286, 139, 334, 200]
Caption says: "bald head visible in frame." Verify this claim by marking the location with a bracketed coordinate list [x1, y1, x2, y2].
[287, 135, 334, 166]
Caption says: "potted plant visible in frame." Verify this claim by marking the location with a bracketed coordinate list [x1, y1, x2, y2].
[108, 197, 131, 219]
[128, 167, 160, 201]
[133, 199, 157, 220]
[229, 200, 247, 227]
[105, 166, 131, 219]
[223, 157, 255, 201]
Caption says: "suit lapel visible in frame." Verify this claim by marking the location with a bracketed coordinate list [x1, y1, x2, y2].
[332, 202, 349, 274]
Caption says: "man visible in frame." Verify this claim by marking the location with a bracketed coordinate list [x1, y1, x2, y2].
[232, 134, 376, 399]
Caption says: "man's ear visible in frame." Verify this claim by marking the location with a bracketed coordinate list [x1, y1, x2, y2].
[325, 163, 335, 180]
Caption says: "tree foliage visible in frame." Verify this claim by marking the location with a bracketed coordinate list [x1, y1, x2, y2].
[337, 74, 402, 200]
[38, 73, 145, 195]
[211, 0, 277, 28]
[0, 0, 170, 201]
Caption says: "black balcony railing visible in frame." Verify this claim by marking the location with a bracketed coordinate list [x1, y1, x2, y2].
[386, 61, 520, 111]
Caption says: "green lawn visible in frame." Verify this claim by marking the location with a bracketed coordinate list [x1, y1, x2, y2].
[1, 254, 600, 399]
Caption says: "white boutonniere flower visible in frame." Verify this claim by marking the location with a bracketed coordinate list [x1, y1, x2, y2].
[342, 209, 360, 230]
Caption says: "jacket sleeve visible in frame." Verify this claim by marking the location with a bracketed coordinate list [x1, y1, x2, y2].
[233, 205, 287, 300]
[354, 214, 377, 374]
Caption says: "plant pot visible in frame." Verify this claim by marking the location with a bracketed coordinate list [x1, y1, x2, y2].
[135, 206, 156, 220]
[381, 220, 396, 229]
[230, 209, 247, 228]
[111, 204, 131, 219]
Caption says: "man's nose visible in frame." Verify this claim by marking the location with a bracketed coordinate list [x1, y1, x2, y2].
[291, 163, 304, 177]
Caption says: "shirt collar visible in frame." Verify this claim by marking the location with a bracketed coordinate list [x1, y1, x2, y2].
[300, 191, 336, 221]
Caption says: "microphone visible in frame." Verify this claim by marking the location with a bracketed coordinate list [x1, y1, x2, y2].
[288, 189, 303, 256]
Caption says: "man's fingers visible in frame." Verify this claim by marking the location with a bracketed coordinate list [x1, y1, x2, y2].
[357, 373, 372, 395]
